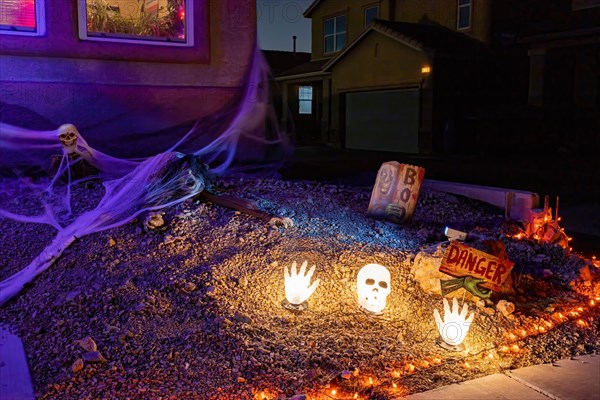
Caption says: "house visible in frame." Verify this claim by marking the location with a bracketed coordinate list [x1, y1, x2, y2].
[276, 0, 599, 155]
[0, 0, 258, 158]
[492, 0, 600, 155]
[276, 0, 495, 153]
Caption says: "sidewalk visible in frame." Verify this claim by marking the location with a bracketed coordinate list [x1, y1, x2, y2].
[401, 353, 600, 400]
[0, 325, 34, 400]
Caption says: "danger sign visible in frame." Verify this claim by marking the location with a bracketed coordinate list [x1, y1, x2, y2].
[439, 242, 514, 292]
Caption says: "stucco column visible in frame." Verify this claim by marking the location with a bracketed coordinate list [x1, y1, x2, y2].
[281, 81, 289, 132]
[321, 78, 331, 143]
[528, 48, 546, 107]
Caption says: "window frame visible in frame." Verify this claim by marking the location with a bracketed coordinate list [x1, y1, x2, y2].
[298, 85, 313, 115]
[457, 0, 472, 30]
[364, 5, 379, 27]
[77, 0, 194, 47]
[0, 0, 46, 36]
[323, 14, 346, 54]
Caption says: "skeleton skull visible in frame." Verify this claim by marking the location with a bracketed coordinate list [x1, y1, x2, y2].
[57, 123, 80, 154]
[357, 263, 391, 314]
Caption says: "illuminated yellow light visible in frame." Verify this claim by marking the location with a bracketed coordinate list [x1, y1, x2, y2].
[511, 344, 520, 352]
[433, 357, 442, 364]
[421, 66, 431, 74]
[464, 361, 471, 369]
[577, 319, 586, 327]
[354, 394, 358, 399]
[393, 383, 398, 388]
[408, 364, 415, 373]
[391, 370, 401, 378]
[487, 353, 494, 359]
[508, 333, 517, 340]
[422, 360, 430, 368]
[369, 377, 373, 386]
[499, 345, 509, 352]
[331, 389, 337, 396]
[520, 329, 527, 337]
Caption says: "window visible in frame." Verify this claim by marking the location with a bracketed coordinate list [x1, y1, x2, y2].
[324, 15, 346, 53]
[457, 0, 471, 30]
[364, 5, 379, 26]
[0, 0, 45, 36]
[78, 0, 193, 46]
[298, 86, 313, 114]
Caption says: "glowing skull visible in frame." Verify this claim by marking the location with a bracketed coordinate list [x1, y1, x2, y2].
[57, 123, 79, 154]
[357, 263, 391, 314]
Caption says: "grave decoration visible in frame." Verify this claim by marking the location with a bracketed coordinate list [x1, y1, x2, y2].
[439, 241, 514, 298]
[282, 261, 320, 311]
[433, 297, 475, 352]
[357, 264, 391, 315]
[367, 162, 425, 224]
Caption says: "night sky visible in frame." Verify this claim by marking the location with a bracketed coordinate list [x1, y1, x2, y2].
[257, 0, 312, 52]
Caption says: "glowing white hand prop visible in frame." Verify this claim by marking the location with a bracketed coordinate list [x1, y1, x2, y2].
[284, 261, 320, 305]
[434, 297, 475, 346]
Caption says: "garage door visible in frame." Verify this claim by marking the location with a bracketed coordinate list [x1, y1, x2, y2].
[345, 89, 420, 153]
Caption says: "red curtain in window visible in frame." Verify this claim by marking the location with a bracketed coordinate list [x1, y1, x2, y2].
[0, 0, 36, 28]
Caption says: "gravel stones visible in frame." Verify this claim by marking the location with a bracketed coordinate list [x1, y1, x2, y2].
[0, 175, 598, 399]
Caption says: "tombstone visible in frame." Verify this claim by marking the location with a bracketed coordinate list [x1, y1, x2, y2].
[367, 162, 425, 224]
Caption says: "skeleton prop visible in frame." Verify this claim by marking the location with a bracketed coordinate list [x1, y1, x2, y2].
[357, 264, 391, 315]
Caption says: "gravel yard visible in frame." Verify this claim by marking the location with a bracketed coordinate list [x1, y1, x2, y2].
[1, 174, 599, 400]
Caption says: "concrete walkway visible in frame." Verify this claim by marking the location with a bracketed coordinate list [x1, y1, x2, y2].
[0, 325, 34, 400]
[401, 353, 600, 400]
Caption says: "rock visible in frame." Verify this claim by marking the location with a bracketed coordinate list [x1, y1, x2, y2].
[289, 395, 306, 400]
[82, 351, 107, 364]
[476, 299, 486, 309]
[71, 358, 84, 373]
[497, 300, 515, 316]
[543, 269, 554, 279]
[410, 251, 444, 295]
[411, 250, 478, 301]
[66, 291, 81, 302]
[182, 282, 197, 293]
[233, 311, 252, 325]
[340, 370, 351, 379]
[237, 376, 246, 383]
[144, 212, 165, 231]
[109, 237, 116, 247]
[75, 336, 97, 352]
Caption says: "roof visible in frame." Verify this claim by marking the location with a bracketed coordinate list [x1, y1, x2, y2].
[275, 59, 330, 79]
[261, 50, 311, 76]
[324, 19, 489, 70]
[303, 0, 322, 17]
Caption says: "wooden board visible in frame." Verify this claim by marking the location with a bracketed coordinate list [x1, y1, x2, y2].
[439, 242, 514, 292]
[367, 162, 425, 224]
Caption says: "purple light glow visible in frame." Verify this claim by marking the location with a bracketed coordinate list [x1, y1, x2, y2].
[0, 45, 287, 305]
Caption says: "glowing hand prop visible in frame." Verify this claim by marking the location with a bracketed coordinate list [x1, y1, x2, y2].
[284, 261, 320, 305]
[434, 297, 475, 346]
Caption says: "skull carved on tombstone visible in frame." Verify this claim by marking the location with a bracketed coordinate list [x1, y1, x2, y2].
[357, 263, 391, 314]
[57, 124, 80, 155]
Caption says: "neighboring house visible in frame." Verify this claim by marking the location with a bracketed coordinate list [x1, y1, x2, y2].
[493, 0, 600, 155]
[262, 49, 311, 132]
[0, 0, 258, 158]
[277, 0, 495, 153]
[277, 0, 599, 155]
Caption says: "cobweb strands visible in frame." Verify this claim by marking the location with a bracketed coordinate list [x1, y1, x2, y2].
[0, 45, 287, 305]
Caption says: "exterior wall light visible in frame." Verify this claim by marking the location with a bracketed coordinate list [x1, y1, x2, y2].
[421, 66, 431, 75]
[434, 297, 474, 351]
[282, 261, 320, 311]
[357, 264, 391, 315]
